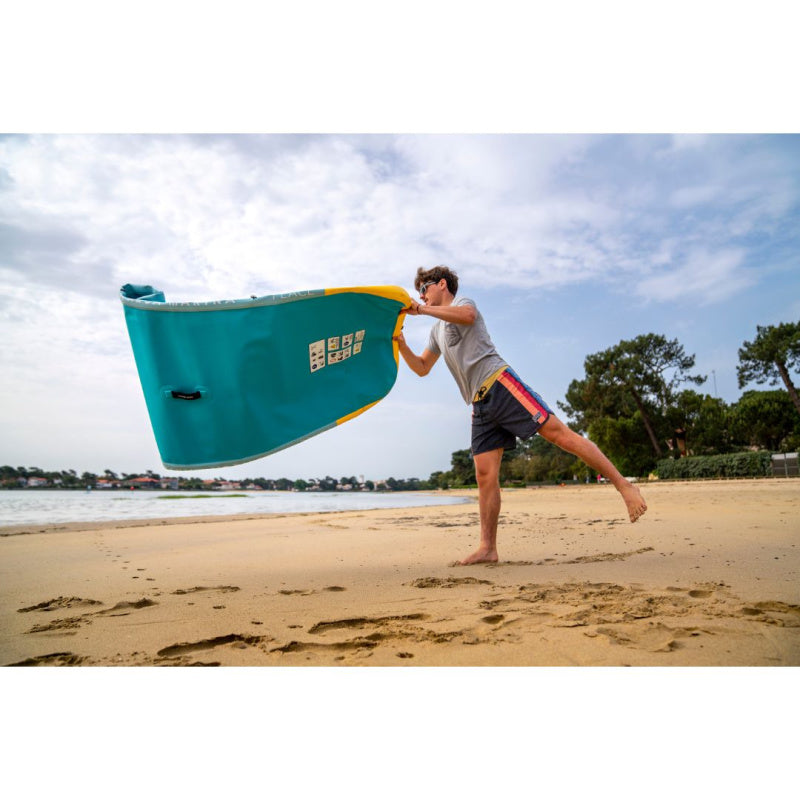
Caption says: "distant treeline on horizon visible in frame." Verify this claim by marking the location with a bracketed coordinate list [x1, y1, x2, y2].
[1, 466, 435, 493]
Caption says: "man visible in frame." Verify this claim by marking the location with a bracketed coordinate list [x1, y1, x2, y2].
[394, 265, 647, 566]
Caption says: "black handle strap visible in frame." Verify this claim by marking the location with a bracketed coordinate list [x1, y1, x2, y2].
[171, 390, 202, 400]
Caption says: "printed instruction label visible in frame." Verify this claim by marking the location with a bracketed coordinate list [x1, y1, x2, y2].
[309, 329, 365, 373]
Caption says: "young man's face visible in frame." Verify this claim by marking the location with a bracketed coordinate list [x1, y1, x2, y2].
[419, 278, 444, 305]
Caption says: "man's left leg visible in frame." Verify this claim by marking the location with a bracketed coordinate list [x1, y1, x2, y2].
[538, 415, 648, 522]
[458, 447, 504, 565]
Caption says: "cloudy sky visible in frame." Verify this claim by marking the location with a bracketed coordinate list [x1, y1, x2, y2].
[1, 133, 798, 481]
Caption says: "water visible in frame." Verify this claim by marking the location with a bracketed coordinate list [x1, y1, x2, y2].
[0, 489, 470, 527]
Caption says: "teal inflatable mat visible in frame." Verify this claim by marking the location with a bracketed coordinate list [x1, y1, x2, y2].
[120, 284, 411, 469]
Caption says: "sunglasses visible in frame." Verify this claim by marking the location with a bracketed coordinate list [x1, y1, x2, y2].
[419, 280, 438, 297]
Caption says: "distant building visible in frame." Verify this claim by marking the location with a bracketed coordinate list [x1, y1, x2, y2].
[26, 477, 48, 488]
[122, 476, 160, 490]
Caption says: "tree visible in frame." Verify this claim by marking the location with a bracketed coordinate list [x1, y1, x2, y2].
[667, 390, 733, 456]
[319, 476, 338, 491]
[508, 436, 583, 483]
[583, 415, 659, 476]
[450, 449, 476, 485]
[81, 472, 98, 487]
[560, 333, 705, 459]
[59, 469, 80, 488]
[737, 322, 800, 416]
[729, 390, 800, 451]
[427, 471, 449, 489]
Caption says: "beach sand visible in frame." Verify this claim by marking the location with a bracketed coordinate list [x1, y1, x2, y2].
[1, 479, 798, 666]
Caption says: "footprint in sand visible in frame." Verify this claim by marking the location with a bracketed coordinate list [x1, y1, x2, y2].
[408, 577, 492, 589]
[564, 547, 654, 565]
[308, 613, 428, 635]
[9, 651, 86, 666]
[96, 599, 157, 617]
[25, 617, 88, 634]
[18, 597, 103, 613]
[156, 634, 264, 660]
[741, 607, 763, 616]
[271, 638, 379, 655]
[22, 597, 157, 633]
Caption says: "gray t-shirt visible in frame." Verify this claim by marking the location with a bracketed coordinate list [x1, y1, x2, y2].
[427, 297, 507, 404]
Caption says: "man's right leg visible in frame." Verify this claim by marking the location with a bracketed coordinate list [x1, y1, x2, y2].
[538, 414, 648, 522]
[458, 447, 504, 565]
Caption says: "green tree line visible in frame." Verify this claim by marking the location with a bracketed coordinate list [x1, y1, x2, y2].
[1, 466, 434, 492]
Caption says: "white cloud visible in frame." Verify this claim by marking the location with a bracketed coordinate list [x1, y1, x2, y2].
[636, 248, 753, 305]
[670, 184, 721, 208]
[4, 134, 794, 306]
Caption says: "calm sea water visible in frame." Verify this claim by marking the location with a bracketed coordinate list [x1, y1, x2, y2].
[0, 489, 470, 527]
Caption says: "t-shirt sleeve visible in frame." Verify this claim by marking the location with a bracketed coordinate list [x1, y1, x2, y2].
[456, 297, 476, 312]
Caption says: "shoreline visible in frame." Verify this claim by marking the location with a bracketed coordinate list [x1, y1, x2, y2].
[0, 489, 476, 537]
[3, 478, 793, 538]
[1, 479, 797, 666]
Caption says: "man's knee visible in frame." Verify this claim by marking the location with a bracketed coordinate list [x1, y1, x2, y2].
[475, 465, 496, 486]
[474, 449, 502, 485]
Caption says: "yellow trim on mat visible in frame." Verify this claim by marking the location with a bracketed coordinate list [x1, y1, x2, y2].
[325, 285, 411, 367]
[333, 287, 411, 424]
[324, 285, 412, 307]
[336, 399, 381, 426]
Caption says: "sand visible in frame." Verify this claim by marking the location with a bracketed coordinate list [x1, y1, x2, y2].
[1, 479, 798, 666]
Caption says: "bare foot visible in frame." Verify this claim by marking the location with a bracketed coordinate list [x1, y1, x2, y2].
[620, 481, 647, 522]
[457, 547, 498, 566]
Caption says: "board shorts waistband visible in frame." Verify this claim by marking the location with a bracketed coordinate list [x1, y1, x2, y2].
[472, 365, 509, 403]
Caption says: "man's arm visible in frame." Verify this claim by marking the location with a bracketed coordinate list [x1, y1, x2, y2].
[406, 300, 476, 326]
[394, 331, 439, 376]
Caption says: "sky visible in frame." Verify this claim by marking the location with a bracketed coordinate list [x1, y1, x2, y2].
[1, 133, 798, 481]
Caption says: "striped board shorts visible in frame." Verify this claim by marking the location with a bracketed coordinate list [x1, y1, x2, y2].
[471, 367, 552, 456]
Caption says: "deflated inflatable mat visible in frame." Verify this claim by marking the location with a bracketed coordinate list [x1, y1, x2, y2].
[120, 284, 411, 469]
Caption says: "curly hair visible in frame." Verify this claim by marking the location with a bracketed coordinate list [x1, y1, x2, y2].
[414, 265, 459, 297]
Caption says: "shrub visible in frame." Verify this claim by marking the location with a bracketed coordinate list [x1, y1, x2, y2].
[656, 452, 772, 480]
